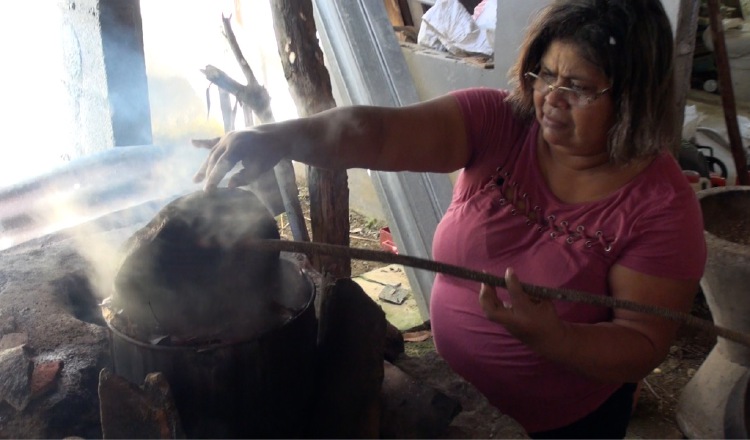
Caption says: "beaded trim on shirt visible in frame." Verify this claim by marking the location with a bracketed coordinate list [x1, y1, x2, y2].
[485, 167, 615, 252]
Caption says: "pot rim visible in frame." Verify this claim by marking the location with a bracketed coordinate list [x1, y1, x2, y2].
[105, 262, 316, 353]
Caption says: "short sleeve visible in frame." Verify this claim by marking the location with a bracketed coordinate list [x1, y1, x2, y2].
[448, 88, 532, 202]
[449, 88, 527, 169]
[617, 185, 707, 281]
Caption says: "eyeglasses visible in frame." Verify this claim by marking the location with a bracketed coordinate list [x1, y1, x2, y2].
[524, 71, 610, 107]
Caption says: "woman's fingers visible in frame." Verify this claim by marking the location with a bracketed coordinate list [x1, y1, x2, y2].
[193, 130, 282, 192]
[191, 137, 222, 150]
[479, 268, 549, 322]
[479, 282, 499, 311]
[504, 267, 522, 301]
[479, 282, 512, 320]
[204, 151, 238, 191]
[479, 268, 563, 351]
[505, 267, 519, 290]
[193, 140, 227, 184]
[193, 156, 210, 183]
[505, 267, 545, 307]
[227, 167, 254, 189]
[195, 133, 245, 190]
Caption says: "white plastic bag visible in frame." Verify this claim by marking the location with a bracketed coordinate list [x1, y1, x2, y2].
[417, 0, 494, 57]
[473, 0, 496, 51]
[738, 114, 750, 143]
[682, 105, 704, 140]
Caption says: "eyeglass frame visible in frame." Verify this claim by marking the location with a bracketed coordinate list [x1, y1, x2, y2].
[524, 71, 611, 107]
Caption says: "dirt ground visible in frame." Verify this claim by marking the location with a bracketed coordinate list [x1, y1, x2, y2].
[281, 185, 714, 438]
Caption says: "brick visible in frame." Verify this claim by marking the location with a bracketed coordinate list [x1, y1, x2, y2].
[31, 360, 63, 399]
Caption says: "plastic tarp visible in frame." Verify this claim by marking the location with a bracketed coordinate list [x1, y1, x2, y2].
[417, 0, 494, 56]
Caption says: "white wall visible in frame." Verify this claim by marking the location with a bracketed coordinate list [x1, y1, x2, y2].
[0, 0, 114, 187]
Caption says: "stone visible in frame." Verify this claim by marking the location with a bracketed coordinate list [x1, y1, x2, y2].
[395, 351, 529, 439]
[31, 360, 63, 399]
[378, 285, 408, 304]
[0, 333, 28, 351]
[0, 346, 33, 411]
[0, 224, 125, 438]
[0, 312, 17, 335]
[380, 360, 462, 438]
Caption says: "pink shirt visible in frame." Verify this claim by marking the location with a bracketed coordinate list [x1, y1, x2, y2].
[431, 88, 706, 432]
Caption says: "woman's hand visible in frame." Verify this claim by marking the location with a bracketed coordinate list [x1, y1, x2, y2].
[479, 268, 569, 356]
[192, 129, 287, 192]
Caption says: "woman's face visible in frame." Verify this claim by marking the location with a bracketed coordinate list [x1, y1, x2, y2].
[533, 40, 615, 158]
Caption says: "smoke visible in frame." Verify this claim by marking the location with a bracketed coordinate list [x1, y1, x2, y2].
[12, 144, 210, 300]
[0, 0, 302, 311]
[108, 188, 289, 341]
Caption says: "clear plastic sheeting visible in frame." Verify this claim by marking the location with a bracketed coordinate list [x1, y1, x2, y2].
[417, 0, 494, 56]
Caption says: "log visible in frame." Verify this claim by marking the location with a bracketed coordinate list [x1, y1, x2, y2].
[308, 278, 386, 437]
[706, 0, 750, 184]
[673, 0, 701, 150]
[270, 0, 351, 278]
[383, 0, 405, 27]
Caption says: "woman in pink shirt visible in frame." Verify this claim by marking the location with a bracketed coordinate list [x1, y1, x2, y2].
[194, 0, 706, 437]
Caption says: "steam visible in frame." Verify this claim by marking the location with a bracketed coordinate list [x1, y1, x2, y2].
[0, 1, 300, 308]
[0, 143, 209, 296]
[108, 188, 292, 342]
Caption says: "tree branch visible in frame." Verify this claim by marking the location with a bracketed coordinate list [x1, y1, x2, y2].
[270, 0, 349, 277]
[200, 65, 272, 123]
[198, 15, 309, 243]
[222, 14, 261, 89]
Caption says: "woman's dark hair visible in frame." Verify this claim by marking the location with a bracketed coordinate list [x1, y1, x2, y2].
[506, 0, 676, 164]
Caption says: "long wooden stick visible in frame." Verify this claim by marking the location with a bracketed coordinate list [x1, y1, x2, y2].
[253, 239, 750, 349]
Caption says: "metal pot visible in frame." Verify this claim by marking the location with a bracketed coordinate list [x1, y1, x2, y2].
[106, 257, 317, 438]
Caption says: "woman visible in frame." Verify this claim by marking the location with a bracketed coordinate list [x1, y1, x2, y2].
[194, 0, 706, 437]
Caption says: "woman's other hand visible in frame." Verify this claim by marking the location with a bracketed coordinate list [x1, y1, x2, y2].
[479, 268, 568, 355]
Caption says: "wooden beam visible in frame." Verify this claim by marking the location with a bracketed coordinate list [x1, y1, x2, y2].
[383, 0, 405, 26]
[673, 0, 701, 151]
[270, 0, 351, 277]
[706, 0, 750, 184]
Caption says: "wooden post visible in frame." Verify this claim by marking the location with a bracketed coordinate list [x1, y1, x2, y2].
[383, 0, 405, 26]
[673, 0, 701, 150]
[706, 0, 750, 184]
[270, 0, 351, 278]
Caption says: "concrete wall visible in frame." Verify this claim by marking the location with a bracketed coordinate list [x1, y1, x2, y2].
[60, 0, 115, 157]
[99, 0, 152, 146]
[59, 0, 152, 157]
